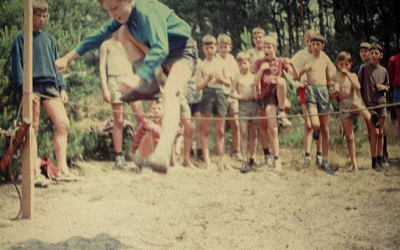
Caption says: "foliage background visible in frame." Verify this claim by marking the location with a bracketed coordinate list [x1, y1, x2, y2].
[1, 0, 399, 169]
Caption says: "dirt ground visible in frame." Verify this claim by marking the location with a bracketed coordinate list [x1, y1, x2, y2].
[1, 145, 400, 250]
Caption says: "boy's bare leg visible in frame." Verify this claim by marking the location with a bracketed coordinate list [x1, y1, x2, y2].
[128, 101, 144, 125]
[181, 118, 195, 168]
[341, 117, 358, 170]
[396, 107, 400, 141]
[215, 117, 232, 170]
[32, 97, 41, 176]
[249, 122, 259, 160]
[138, 132, 157, 158]
[147, 62, 193, 173]
[319, 114, 329, 158]
[193, 112, 203, 156]
[111, 103, 124, 155]
[307, 107, 321, 131]
[259, 108, 271, 164]
[266, 105, 282, 172]
[201, 115, 212, 168]
[276, 78, 292, 127]
[42, 99, 70, 175]
[228, 112, 240, 159]
[239, 122, 249, 162]
[302, 104, 313, 155]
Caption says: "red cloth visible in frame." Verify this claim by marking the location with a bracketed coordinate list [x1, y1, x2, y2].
[253, 57, 288, 98]
[388, 54, 400, 89]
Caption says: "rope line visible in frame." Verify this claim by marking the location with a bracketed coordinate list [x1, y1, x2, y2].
[22, 92, 400, 122]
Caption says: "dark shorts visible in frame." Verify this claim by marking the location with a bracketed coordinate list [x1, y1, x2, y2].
[33, 82, 61, 100]
[305, 84, 330, 113]
[189, 103, 201, 116]
[161, 38, 198, 77]
[394, 87, 400, 108]
[367, 105, 387, 117]
[259, 87, 278, 109]
[200, 88, 226, 117]
[239, 100, 259, 124]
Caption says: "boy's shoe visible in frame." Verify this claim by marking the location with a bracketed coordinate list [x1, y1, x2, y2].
[316, 155, 322, 166]
[120, 80, 160, 103]
[312, 129, 320, 142]
[132, 152, 143, 170]
[277, 112, 292, 128]
[240, 162, 251, 173]
[115, 155, 128, 170]
[383, 153, 389, 167]
[234, 151, 242, 161]
[372, 163, 383, 172]
[302, 156, 311, 168]
[249, 160, 259, 168]
[321, 163, 335, 175]
[274, 158, 282, 173]
[264, 154, 272, 165]
[369, 111, 380, 128]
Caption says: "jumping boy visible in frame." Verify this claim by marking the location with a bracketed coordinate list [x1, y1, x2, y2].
[196, 35, 231, 170]
[12, 0, 76, 185]
[330, 52, 380, 171]
[216, 34, 241, 160]
[358, 43, 390, 172]
[297, 32, 336, 175]
[230, 52, 259, 173]
[291, 29, 336, 168]
[99, 29, 144, 171]
[253, 36, 299, 172]
[56, 0, 197, 174]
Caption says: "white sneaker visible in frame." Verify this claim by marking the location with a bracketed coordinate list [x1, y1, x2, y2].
[274, 158, 282, 172]
[277, 112, 292, 128]
[265, 154, 273, 165]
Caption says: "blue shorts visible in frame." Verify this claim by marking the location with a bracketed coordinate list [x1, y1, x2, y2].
[189, 103, 201, 116]
[161, 38, 198, 77]
[305, 84, 330, 114]
[394, 87, 400, 108]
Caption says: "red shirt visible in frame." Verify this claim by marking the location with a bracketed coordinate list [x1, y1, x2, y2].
[253, 57, 288, 98]
[388, 54, 400, 89]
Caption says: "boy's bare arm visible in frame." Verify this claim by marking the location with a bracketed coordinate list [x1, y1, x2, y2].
[253, 62, 269, 87]
[284, 58, 299, 80]
[297, 63, 311, 80]
[343, 69, 361, 91]
[196, 69, 212, 91]
[216, 68, 231, 87]
[99, 42, 111, 103]
[56, 50, 80, 73]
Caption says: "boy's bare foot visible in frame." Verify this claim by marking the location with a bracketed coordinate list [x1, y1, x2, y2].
[204, 161, 214, 169]
[183, 160, 197, 169]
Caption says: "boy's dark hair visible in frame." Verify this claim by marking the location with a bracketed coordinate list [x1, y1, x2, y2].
[369, 43, 383, 53]
[33, 0, 48, 11]
[336, 51, 352, 64]
[310, 33, 324, 44]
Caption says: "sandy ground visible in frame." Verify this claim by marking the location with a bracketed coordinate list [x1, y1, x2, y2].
[1, 146, 400, 250]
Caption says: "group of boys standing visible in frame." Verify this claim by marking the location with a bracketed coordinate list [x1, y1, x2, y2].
[192, 27, 397, 175]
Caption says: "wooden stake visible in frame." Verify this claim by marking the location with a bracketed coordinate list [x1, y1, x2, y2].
[21, 0, 34, 220]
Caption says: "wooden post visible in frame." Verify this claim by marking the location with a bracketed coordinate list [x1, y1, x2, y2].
[21, 0, 34, 219]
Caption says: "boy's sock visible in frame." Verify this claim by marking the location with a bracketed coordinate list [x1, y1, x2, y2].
[274, 156, 279, 161]
[316, 152, 322, 157]
[383, 135, 388, 157]
[305, 153, 310, 157]
[263, 148, 270, 156]
[116, 152, 123, 156]
[249, 158, 255, 166]
[377, 155, 383, 167]
[322, 157, 328, 165]
[278, 109, 285, 113]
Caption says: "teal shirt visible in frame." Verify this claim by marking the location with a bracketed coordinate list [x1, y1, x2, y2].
[75, 0, 191, 83]
[12, 31, 65, 92]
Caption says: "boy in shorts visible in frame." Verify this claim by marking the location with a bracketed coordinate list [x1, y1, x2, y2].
[230, 52, 259, 173]
[358, 43, 390, 172]
[99, 29, 144, 171]
[196, 35, 231, 170]
[297, 33, 336, 175]
[291, 29, 336, 168]
[11, 0, 77, 186]
[216, 34, 241, 160]
[247, 27, 272, 164]
[253, 36, 299, 172]
[56, 0, 197, 174]
[330, 52, 380, 171]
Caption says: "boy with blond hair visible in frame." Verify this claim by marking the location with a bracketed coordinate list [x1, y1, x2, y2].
[12, 0, 76, 185]
[56, 0, 197, 174]
[358, 43, 390, 172]
[253, 36, 299, 172]
[230, 52, 259, 173]
[99, 29, 144, 171]
[330, 52, 380, 171]
[297, 33, 336, 175]
[196, 35, 231, 170]
[216, 34, 241, 160]
[247, 27, 272, 165]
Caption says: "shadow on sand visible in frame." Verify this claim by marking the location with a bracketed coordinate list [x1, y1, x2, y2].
[6, 233, 128, 250]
